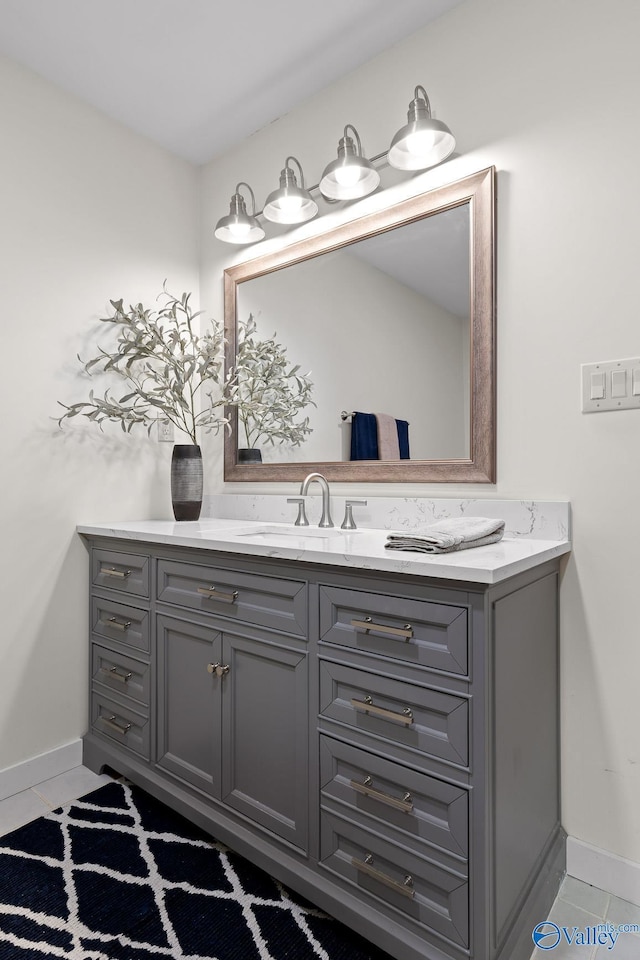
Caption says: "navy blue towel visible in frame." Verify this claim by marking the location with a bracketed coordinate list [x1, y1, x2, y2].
[397, 419, 410, 459]
[350, 412, 378, 460]
[350, 413, 410, 460]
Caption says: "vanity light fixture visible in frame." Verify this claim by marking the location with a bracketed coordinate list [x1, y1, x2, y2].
[214, 84, 456, 245]
[214, 182, 265, 244]
[263, 156, 318, 225]
[319, 124, 380, 201]
[387, 85, 456, 171]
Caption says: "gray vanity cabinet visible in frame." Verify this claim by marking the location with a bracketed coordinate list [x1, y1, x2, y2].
[156, 614, 221, 797]
[82, 536, 565, 960]
[219, 630, 308, 849]
[156, 611, 309, 849]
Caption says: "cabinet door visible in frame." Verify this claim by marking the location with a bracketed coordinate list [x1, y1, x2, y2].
[156, 615, 222, 797]
[221, 632, 308, 851]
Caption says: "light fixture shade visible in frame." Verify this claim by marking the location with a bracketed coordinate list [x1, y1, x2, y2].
[388, 85, 456, 171]
[214, 182, 265, 244]
[263, 157, 318, 224]
[320, 125, 380, 200]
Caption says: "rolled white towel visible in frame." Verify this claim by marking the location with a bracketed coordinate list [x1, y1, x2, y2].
[385, 517, 505, 554]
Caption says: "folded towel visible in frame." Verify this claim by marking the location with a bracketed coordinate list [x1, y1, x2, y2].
[376, 412, 400, 460]
[385, 517, 505, 554]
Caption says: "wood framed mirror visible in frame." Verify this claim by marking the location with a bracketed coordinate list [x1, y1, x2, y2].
[224, 166, 495, 483]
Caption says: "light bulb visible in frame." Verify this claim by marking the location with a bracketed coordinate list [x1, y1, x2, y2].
[404, 129, 438, 156]
[334, 165, 362, 188]
[278, 194, 304, 213]
[228, 221, 251, 238]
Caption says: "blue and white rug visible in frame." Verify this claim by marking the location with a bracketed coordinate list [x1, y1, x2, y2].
[0, 780, 391, 960]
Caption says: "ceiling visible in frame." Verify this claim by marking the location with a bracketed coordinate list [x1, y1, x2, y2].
[0, 0, 464, 165]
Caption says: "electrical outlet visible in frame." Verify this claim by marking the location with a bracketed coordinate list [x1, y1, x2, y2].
[157, 420, 174, 442]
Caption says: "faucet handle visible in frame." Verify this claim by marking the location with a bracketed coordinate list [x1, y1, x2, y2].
[287, 497, 309, 526]
[341, 499, 368, 531]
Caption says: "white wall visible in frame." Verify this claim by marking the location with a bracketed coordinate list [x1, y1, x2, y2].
[200, 0, 640, 870]
[0, 55, 199, 771]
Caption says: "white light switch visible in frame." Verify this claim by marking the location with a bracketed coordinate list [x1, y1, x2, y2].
[611, 369, 627, 398]
[582, 357, 640, 413]
[590, 372, 605, 400]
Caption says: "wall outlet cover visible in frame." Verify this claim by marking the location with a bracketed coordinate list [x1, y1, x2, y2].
[157, 420, 175, 442]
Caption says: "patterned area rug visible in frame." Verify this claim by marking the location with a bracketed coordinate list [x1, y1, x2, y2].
[0, 781, 393, 960]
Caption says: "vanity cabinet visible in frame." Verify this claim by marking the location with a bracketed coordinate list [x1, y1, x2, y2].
[82, 536, 565, 960]
[156, 613, 309, 849]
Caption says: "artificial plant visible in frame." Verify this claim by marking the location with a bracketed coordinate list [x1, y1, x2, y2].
[232, 314, 315, 449]
[57, 286, 231, 444]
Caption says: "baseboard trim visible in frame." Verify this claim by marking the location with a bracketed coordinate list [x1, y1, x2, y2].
[567, 836, 640, 907]
[0, 740, 83, 801]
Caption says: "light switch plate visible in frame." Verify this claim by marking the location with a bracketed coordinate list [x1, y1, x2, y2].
[581, 357, 640, 413]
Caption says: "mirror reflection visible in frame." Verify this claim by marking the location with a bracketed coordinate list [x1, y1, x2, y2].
[236, 203, 470, 464]
[224, 166, 495, 483]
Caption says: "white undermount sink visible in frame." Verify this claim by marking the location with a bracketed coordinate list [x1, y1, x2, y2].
[232, 524, 362, 539]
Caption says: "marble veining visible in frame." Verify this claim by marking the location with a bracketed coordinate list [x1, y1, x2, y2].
[202, 495, 570, 541]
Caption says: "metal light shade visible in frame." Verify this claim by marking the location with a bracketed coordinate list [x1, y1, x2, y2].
[388, 85, 456, 171]
[263, 156, 318, 224]
[214, 182, 265, 244]
[320, 125, 380, 200]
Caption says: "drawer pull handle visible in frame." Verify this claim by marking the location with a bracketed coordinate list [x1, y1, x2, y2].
[101, 714, 132, 735]
[207, 662, 230, 678]
[105, 666, 133, 684]
[353, 854, 415, 899]
[197, 585, 239, 604]
[107, 616, 132, 631]
[351, 776, 414, 813]
[102, 567, 131, 579]
[351, 617, 413, 640]
[352, 696, 414, 726]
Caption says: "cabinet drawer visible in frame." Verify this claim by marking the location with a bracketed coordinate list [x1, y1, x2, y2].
[91, 689, 150, 760]
[320, 736, 468, 859]
[157, 559, 307, 637]
[319, 661, 469, 769]
[320, 808, 468, 948]
[320, 585, 468, 676]
[91, 643, 150, 706]
[92, 549, 150, 598]
[91, 596, 150, 653]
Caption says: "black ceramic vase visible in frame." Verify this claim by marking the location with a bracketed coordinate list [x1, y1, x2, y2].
[237, 448, 262, 464]
[171, 444, 203, 520]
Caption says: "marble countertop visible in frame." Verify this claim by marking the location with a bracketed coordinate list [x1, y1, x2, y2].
[77, 518, 571, 585]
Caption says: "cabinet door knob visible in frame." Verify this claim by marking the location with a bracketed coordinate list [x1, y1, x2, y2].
[207, 662, 230, 678]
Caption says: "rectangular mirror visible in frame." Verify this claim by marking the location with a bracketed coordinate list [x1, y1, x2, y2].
[224, 166, 495, 483]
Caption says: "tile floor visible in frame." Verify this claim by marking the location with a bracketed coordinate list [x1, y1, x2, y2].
[0, 767, 638, 960]
[529, 874, 640, 959]
[0, 764, 113, 837]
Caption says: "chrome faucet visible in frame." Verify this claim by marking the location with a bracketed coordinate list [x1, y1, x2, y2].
[300, 472, 333, 528]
